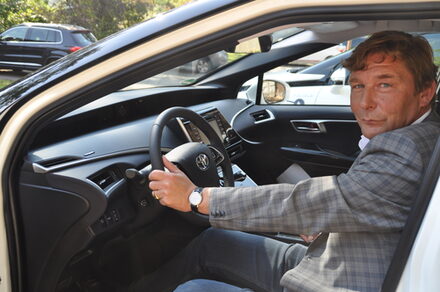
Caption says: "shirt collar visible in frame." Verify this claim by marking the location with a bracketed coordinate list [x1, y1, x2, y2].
[413, 108, 432, 125]
[358, 109, 432, 150]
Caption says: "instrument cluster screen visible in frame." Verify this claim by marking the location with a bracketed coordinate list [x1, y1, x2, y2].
[179, 109, 231, 145]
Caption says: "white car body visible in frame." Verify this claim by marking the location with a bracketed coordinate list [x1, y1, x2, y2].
[397, 180, 440, 292]
[239, 69, 351, 105]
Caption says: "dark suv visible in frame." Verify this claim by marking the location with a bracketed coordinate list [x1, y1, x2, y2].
[0, 23, 97, 71]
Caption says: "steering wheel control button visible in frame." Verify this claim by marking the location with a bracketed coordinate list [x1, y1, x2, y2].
[189, 187, 203, 213]
[99, 217, 106, 227]
[208, 146, 225, 165]
[111, 209, 120, 222]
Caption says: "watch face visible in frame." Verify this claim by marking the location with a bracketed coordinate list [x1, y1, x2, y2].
[189, 191, 202, 205]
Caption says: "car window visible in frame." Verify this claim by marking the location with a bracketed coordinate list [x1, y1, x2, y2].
[120, 27, 305, 91]
[422, 33, 440, 65]
[122, 50, 247, 90]
[0, 27, 27, 41]
[71, 31, 97, 46]
[242, 33, 440, 106]
[47, 30, 62, 42]
[27, 28, 61, 42]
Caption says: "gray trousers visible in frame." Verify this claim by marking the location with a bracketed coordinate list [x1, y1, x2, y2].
[128, 228, 307, 292]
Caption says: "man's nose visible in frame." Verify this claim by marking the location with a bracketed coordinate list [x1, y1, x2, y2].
[360, 88, 376, 109]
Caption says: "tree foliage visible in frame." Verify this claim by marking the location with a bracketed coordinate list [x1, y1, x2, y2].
[0, 0, 53, 31]
[0, 0, 193, 39]
[51, 0, 148, 39]
[145, 0, 191, 18]
[51, 0, 193, 39]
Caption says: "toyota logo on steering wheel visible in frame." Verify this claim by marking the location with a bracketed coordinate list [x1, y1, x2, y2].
[195, 153, 210, 171]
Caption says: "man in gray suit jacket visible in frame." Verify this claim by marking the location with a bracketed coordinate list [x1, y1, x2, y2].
[142, 31, 440, 292]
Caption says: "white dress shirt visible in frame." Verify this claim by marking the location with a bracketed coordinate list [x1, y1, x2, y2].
[358, 109, 432, 150]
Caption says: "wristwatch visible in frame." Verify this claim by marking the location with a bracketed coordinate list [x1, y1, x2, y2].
[188, 187, 203, 213]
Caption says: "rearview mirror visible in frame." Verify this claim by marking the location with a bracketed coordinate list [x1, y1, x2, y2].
[262, 80, 286, 104]
[227, 35, 272, 54]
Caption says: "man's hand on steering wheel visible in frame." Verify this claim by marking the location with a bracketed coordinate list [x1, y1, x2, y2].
[149, 156, 197, 212]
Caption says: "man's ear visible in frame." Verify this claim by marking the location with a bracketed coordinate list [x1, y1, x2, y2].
[419, 80, 437, 107]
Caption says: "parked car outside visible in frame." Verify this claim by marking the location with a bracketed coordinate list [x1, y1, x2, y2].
[179, 50, 228, 73]
[0, 1, 439, 292]
[291, 43, 346, 67]
[239, 33, 440, 106]
[238, 51, 351, 105]
[0, 22, 97, 71]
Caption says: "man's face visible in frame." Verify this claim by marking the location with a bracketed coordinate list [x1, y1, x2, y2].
[349, 53, 432, 139]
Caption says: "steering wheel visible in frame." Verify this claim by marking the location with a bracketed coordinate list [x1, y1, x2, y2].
[150, 107, 234, 224]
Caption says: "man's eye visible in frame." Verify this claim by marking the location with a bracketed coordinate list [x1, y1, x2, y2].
[379, 83, 391, 88]
[351, 84, 364, 89]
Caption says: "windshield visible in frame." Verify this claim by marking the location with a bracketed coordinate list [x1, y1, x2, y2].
[122, 27, 304, 91]
[122, 50, 246, 90]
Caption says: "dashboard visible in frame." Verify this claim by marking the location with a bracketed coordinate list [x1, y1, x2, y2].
[18, 96, 258, 290]
[22, 98, 254, 239]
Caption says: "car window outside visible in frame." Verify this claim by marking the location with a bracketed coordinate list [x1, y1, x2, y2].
[121, 51, 247, 90]
[423, 33, 440, 65]
[120, 27, 304, 91]
[28, 28, 61, 42]
[47, 30, 61, 42]
[72, 32, 97, 46]
[243, 33, 440, 106]
[0, 27, 27, 41]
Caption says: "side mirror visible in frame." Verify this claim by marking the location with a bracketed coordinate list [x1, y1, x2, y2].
[262, 80, 286, 104]
[330, 67, 348, 85]
[227, 35, 272, 54]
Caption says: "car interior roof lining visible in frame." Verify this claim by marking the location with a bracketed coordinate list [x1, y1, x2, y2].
[274, 19, 440, 49]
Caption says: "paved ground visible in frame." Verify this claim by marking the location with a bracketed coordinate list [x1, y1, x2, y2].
[0, 70, 29, 82]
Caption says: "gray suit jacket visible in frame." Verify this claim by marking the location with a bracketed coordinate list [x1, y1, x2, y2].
[209, 112, 440, 292]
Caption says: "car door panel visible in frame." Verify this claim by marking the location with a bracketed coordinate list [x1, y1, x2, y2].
[232, 104, 360, 184]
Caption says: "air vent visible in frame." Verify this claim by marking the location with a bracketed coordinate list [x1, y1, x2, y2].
[90, 169, 119, 190]
[250, 109, 274, 124]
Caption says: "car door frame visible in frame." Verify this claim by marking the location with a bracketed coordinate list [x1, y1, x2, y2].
[1, 1, 440, 291]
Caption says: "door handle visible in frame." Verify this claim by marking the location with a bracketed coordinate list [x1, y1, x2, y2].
[291, 120, 326, 133]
